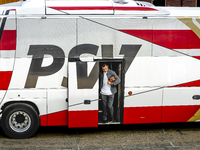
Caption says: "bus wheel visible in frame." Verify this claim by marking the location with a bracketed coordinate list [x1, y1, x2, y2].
[1, 103, 39, 139]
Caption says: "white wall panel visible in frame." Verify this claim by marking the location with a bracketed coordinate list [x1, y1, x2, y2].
[124, 88, 163, 107]
[0, 90, 7, 104]
[4, 18, 16, 30]
[0, 58, 14, 71]
[17, 18, 76, 57]
[125, 56, 200, 87]
[152, 17, 190, 30]
[47, 89, 67, 114]
[152, 44, 184, 57]
[174, 49, 200, 57]
[163, 87, 200, 106]
[2, 89, 47, 115]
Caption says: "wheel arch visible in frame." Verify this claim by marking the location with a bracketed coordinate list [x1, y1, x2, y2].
[1, 101, 40, 115]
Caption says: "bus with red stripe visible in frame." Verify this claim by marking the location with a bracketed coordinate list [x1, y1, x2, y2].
[0, 0, 200, 139]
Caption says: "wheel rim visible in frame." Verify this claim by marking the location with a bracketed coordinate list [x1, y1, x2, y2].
[9, 111, 31, 133]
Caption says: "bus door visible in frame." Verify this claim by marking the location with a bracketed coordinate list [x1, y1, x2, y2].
[98, 61, 124, 124]
[68, 61, 99, 128]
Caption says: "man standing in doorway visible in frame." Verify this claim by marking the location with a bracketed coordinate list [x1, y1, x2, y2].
[100, 64, 120, 123]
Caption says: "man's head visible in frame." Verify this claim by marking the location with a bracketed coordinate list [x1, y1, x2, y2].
[102, 64, 108, 72]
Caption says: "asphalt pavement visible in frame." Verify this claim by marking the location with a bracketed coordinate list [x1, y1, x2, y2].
[0, 123, 200, 150]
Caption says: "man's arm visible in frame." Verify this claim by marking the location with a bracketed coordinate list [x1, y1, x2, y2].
[110, 70, 120, 86]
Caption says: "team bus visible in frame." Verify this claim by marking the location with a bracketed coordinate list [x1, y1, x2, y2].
[0, 0, 200, 139]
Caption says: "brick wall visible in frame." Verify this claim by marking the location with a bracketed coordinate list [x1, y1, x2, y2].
[167, 0, 196, 6]
[139, 0, 197, 6]
[182, 0, 196, 6]
[166, 0, 181, 6]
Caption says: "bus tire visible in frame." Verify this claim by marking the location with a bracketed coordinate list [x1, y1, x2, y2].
[1, 103, 39, 139]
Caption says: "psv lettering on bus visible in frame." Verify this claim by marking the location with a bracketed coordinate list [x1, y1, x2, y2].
[24, 44, 141, 88]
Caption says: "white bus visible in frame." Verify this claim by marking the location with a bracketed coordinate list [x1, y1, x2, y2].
[0, 0, 200, 139]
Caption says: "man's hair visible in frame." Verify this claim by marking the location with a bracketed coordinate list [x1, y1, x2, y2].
[102, 64, 108, 67]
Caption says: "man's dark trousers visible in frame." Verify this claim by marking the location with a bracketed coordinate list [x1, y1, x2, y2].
[101, 94, 114, 121]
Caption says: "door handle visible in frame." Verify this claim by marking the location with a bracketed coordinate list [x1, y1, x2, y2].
[192, 95, 200, 100]
[84, 100, 91, 104]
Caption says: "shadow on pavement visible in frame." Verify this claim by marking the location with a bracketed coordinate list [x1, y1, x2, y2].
[37, 122, 200, 135]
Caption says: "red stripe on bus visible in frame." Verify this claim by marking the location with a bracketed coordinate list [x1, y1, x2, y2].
[120, 29, 200, 49]
[123, 105, 200, 124]
[40, 115, 48, 126]
[123, 106, 162, 124]
[0, 30, 16, 50]
[114, 6, 157, 11]
[49, 6, 114, 10]
[172, 80, 200, 87]
[47, 110, 68, 126]
[41, 105, 200, 126]
[0, 71, 12, 90]
[68, 110, 98, 128]
[49, 6, 157, 11]
[162, 105, 200, 123]
[193, 56, 200, 60]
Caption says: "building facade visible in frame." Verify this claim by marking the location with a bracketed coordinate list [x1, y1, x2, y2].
[141, 0, 199, 6]
[155, 0, 198, 6]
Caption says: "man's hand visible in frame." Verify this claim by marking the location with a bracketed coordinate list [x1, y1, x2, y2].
[107, 81, 111, 85]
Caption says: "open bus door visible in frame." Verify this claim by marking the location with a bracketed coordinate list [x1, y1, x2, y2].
[68, 61, 99, 128]
[98, 61, 124, 124]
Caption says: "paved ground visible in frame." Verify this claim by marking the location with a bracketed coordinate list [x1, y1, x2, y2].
[0, 123, 200, 149]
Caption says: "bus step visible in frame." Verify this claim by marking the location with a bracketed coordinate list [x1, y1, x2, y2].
[98, 122, 120, 125]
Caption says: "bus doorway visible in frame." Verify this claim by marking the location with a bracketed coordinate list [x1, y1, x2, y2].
[98, 61, 124, 124]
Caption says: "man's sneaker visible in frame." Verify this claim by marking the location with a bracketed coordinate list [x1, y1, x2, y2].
[107, 118, 114, 123]
[102, 119, 107, 123]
